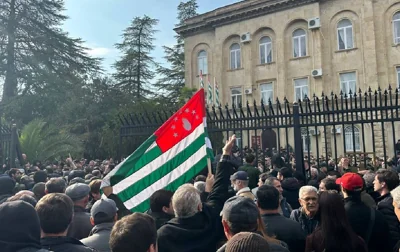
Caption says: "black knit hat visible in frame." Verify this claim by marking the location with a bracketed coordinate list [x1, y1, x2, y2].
[226, 232, 270, 252]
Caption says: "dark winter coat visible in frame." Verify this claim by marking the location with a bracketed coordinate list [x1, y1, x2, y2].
[67, 205, 93, 240]
[80, 222, 114, 252]
[157, 159, 233, 252]
[376, 193, 400, 250]
[146, 210, 174, 229]
[282, 178, 301, 209]
[290, 208, 319, 235]
[41, 237, 95, 252]
[238, 164, 260, 189]
[280, 197, 292, 218]
[262, 213, 306, 252]
[344, 197, 391, 252]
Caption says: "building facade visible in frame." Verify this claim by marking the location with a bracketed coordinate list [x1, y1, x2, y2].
[176, 0, 400, 157]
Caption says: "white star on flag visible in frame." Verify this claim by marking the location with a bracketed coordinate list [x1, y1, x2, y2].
[192, 110, 196, 115]
[173, 133, 178, 138]
[174, 117, 178, 122]
[172, 125, 176, 130]
[185, 108, 190, 113]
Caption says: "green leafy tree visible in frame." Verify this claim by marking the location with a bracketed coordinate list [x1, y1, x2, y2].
[0, 0, 101, 103]
[113, 16, 158, 100]
[155, 0, 198, 104]
[19, 119, 83, 162]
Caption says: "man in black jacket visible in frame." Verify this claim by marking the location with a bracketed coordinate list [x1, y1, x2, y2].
[146, 189, 174, 229]
[337, 172, 391, 252]
[257, 185, 305, 252]
[373, 170, 400, 250]
[36, 193, 94, 252]
[0, 174, 15, 204]
[157, 135, 236, 252]
[279, 167, 301, 209]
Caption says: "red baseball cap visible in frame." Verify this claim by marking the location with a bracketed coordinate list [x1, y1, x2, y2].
[335, 173, 363, 191]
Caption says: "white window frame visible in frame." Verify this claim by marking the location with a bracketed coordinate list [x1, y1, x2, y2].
[397, 66, 400, 88]
[230, 43, 241, 69]
[294, 78, 309, 101]
[337, 19, 354, 50]
[231, 87, 242, 107]
[259, 36, 272, 64]
[344, 125, 361, 151]
[292, 29, 307, 58]
[260, 82, 273, 103]
[394, 12, 400, 45]
[339, 72, 357, 97]
[197, 50, 208, 75]
[301, 128, 311, 153]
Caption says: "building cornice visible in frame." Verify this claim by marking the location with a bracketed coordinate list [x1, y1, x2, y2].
[175, 0, 319, 37]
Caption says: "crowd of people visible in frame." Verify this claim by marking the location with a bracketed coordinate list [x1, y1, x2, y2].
[2, 135, 400, 251]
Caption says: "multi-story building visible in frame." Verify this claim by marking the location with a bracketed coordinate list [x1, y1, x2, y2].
[176, 0, 400, 158]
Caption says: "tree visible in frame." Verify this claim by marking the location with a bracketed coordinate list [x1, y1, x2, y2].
[155, 0, 198, 104]
[19, 119, 83, 162]
[0, 0, 101, 103]
[113, 15, 158, 100]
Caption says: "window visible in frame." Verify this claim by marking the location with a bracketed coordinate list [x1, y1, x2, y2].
[231, 87, 242, 107]
[397, 66, 400, 88]
[344, 125, 361, 151]
[340, 72, 356, 96]
[197, 50, 208, 75]
[301, 128, 311, 152]
[293, 29, 307, 58]
[337, 19, 354, 50]
[394, 12, 400, 44]
[260, 83, 273, 103]
[294, 78, 309, 101]
[235, 132, 242, 149]
[259, 36, 272, 64]
[230, 43, 241, 69]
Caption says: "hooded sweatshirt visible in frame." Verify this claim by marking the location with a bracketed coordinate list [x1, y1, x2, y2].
[0, 201, 47, 252]
[0, 174, 15, 204]
[281, 178, 301, 209]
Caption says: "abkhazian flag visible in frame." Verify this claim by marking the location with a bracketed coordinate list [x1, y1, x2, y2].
[214, 77, 220, 107]
[199, 70, 204, 89]
[101, 89, 213, 213]
[207, 76, 213, 104]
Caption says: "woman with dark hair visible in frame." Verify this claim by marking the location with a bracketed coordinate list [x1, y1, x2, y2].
[305, 191, 367, 252]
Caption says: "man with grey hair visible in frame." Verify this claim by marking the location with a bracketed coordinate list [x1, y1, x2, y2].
[290, 186, 319, 235]
[230, 171, 254, 200]
[264, 177, 292, 218]
[194, 181, 206, 193]
[391, 185, 400, 222]
[157, 135, 236, 252]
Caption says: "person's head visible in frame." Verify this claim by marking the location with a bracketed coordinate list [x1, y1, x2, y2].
[230, 171, 249, 192]
[0, 174, 16, 196]
[89, 179, 102, 201]
[110, 213, 157, 252]
[8, 168, 22, 182]
[293, 171, 306, 186]
[263, 177, 283, 195]
[193, 181, 206, 193]
[335, 172, 363, 199]
[310, 167, 319, 179]
[245, 154, 255, 165]
[172, 184, 201, 218]
[33, 170, 47, 184]
[298, 186, 318, 216]
[90, 198, 118, 226]
[374, 170, 399, 195]
[319, 163, 328, 173]
[391, 185, 400, 221]
[7, 194, 37, 207]
[35, 193, 74, 236]
[363, 172, 375, 190]
[277, 167, 292, 181]
[256, 185, 279, 211]
[45, 177, 66, 194]
[258, 173, 269, 187]
[65, 183, 90, 207]
[327, 170, 342, 180]
[67, 170, 85, 183]
[221, 196, 259, 240]
[225, 232, 270, 252]
[319, 178, 340, 193]
[0, 201, 42, 251]
[32, 182, 45, 201]
[194, 175, 206, 182]
[149, 189, 174, 216]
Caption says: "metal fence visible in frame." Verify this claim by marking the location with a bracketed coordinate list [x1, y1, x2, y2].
[0, 124, 23, 168]
[119, 86, 400, 176]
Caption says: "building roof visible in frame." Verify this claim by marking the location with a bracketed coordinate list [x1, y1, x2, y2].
[175, 0, 319, 37]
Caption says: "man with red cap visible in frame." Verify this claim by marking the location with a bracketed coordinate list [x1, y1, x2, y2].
[336, 173, 391, 252]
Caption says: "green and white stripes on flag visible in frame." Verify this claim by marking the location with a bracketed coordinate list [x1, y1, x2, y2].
[101, 89, 213, 213]
[214, 77, 220, 107]
[199, 70, 204, 89]
[207, 75, 212, 104]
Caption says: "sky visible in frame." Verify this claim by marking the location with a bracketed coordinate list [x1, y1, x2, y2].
[63, 0, 239, 73]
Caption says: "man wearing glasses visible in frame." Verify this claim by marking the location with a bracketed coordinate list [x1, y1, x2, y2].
[290, 186, 319, 235]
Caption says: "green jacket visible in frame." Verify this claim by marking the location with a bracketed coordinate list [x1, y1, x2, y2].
[238, 164, 260, 189]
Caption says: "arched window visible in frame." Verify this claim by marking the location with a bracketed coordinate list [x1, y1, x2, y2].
[292, 29, 307, 58]
[337, 19, 353, 50]
[393, 12, 400, 44]
[230, 43, 241, 69]
[259, 36, 272, 64]
[344, 125, 361, 151]
[301, 128, 311, 152]
[197, 50, 208, 75]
